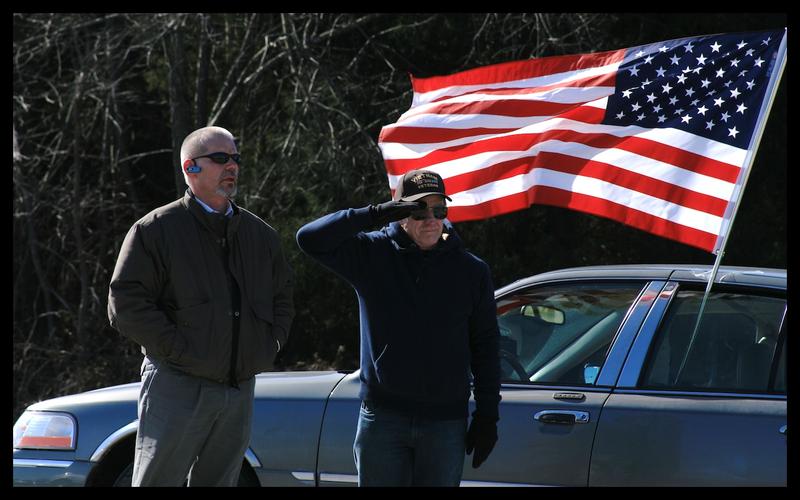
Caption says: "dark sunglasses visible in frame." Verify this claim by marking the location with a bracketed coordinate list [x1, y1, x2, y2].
[191, 152, 241, 165]
[410, 205, 448, 220]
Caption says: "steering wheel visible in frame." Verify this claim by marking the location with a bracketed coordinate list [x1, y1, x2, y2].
[499, 349, 528, 381]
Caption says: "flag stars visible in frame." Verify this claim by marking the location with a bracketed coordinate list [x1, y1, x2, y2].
[762, 36, 771, 45]
[605, 31, 779, 147]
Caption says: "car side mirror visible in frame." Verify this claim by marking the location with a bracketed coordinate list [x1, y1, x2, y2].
[584, 364, 600, 384]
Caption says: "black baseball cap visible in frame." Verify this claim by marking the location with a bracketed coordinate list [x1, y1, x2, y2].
[394, 170, 452, 202]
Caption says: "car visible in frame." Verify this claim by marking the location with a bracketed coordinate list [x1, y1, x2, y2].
[13, 264, 786, 487]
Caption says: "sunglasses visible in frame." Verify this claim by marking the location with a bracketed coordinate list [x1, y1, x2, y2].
[191, 152, 241, 165]
[410, 205, 448, 220]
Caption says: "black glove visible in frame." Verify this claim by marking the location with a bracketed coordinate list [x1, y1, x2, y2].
[369, 200, 426, 226]
[465, 414, 498, 468]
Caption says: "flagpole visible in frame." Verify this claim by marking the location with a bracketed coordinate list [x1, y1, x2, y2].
[675, 29, 787, 384]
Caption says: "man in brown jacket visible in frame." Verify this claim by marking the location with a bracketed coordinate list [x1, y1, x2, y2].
[108, 126, 294, 486]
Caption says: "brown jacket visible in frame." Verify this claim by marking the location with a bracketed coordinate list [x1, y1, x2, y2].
[108, 189, 294, 383]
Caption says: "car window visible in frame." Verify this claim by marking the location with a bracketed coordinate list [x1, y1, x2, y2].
[640, 288, 786, 394]
[496, 282, 644, 385]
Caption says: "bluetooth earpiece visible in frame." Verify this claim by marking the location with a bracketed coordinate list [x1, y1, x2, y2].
[184, 159, 201, 174]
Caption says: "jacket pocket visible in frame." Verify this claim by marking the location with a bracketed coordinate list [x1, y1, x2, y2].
[242, 301, 278, 376]
[170, 302, 213, 374]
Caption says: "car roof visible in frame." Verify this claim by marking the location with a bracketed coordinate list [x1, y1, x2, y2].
[496, 264, 786, 296]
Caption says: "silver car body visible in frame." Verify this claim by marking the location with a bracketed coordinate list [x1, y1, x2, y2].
[13, 264, 786, 486]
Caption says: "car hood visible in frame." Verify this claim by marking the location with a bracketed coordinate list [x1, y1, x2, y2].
[25, 370, 352, 412]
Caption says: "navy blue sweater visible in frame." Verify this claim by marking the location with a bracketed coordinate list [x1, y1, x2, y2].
[296, 207, 500, 420]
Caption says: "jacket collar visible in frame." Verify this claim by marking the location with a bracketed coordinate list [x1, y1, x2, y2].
[182, 188, 241, 234]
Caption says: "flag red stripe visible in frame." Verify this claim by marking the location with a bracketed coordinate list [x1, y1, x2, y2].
[384, 128, 740, 183]
[412, 49, 626, 93]
[402, 98, 597, 121]
[379, 127, 518, 144]
[447, 186, 718, 252]
[441, 152, 729, 216]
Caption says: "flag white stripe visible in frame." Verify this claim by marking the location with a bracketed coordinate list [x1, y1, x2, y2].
[411, 60, 622, 107]
[382, 113, 562, 131]
[381, 116, 747, 167]
[386, 139, 734, 200]
[447, 169, 723, 234]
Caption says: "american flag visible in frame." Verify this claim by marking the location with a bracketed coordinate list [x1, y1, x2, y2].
[378, 29, 786, 253]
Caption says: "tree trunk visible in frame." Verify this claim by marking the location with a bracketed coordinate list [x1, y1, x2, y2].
[69, 31, 90, 346]
[164, 21, 193, 198]
[195, 14, 210, 128]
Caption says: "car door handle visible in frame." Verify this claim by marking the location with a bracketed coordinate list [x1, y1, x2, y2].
[779, 425, 787, 435]
[534, 410, 590, 425]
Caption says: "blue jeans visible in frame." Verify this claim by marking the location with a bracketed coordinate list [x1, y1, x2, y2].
[353, 400, 467, 486]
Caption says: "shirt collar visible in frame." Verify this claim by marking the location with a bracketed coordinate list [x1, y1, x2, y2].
[194, 196, 233, 217]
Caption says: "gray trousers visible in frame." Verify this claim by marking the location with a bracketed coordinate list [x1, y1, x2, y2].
[132, 356, 255, 487]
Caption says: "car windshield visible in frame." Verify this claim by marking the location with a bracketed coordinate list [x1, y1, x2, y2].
[497, 282, 643, 385]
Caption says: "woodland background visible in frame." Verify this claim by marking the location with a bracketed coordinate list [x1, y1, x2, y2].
[13, 13, 786, 420]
